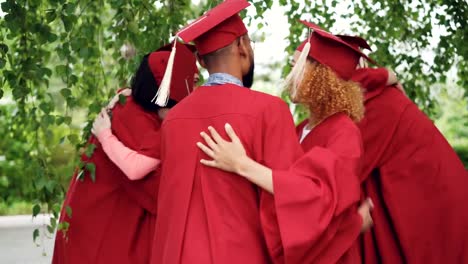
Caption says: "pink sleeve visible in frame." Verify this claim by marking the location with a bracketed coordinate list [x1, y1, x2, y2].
[97, 129, 161, 180]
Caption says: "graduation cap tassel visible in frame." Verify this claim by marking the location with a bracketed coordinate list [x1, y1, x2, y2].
[152, 40, 178, 106]
[283, 41, 311, 98]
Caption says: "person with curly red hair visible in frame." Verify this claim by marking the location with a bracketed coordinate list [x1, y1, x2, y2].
[196, 21, 374, 264]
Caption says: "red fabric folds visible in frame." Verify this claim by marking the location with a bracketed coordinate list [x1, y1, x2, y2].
[272, 113, 363, 264]
[150, 84, 303, 264]
[356, 80, 468, 263]
[52, 97, 161, 264]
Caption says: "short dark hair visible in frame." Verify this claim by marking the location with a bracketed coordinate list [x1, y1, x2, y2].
[131, 54, 177, 112]
[199, 40, 237, 68]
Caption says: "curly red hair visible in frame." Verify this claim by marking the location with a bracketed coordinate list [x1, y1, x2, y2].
[291, 60, 365, 125]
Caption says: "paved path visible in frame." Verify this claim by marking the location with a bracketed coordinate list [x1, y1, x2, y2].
[0, 215, 54, 264]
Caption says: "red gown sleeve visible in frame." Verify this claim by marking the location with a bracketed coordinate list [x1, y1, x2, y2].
[352, 68, 388, 91]
[255, 98, 304, 263]
[272, 128, 363, 263]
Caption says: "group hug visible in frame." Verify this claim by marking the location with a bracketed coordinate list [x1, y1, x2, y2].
[52, 0, 468, 263]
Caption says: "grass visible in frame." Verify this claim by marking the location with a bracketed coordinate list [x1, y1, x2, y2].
[0, 201, 36, 216]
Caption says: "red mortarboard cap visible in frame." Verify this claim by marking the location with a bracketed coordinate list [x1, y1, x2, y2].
[296, 20, 375, 80]
[158, 42, 200, 75]
[157, 42, 191, 53]
[337, 34, 372, 51]
[148, 42, 198, 103]
[177, 0, 250, 56]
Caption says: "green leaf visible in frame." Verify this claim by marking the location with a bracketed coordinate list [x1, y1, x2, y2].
[35, 175, 46, 190]
[11, 86, 27, 100]
[85, 162, 96, 182]
[68, 134, 79, 145]
[85, 143, 96, 158]
[42, 114, 55, 126]
[64, 116, 72, 125]
[45, 180, 56, 193]
[69, 74, 78, 85]
[52, 208, 59, 219]
[32, 204, 41, 217]
[33, 229, 40, 243]
[60, 88, 72, 98]
[39, 102, 52, 114]
[118, 94, 127, 105]
[90, 102, 102, 113]
[1, 1, 12, 13]
[64, 3, 76, 15]
[58, 221, 70, 231]
[70, 37, 86, 51]
[47, 225, 54, 234]
[45, 10, 57, 23]
[50, 217, 58, 229]
[56, 116, 65, 125]
[65, 206, 72, 218]
[0, 43, 8, 54]
[53, 203, 61, 214]
[122, 8, 132, 20]
[55, 65, 68, 76]
[78, 47, 88, 58]
[128, 21, 139, 34]
[0, 89, 3, 99]
[48, 33, 58, 43]
[40, 67, 53, 77]
[0, 58, 5, 69]
[61, 15, 73, 32]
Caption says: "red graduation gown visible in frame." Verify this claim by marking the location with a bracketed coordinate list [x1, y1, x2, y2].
[268, 113, 363, 264]
[354, 71, 468, 263]
[53, 97, 161, 264]
[151, 84, 303, 264]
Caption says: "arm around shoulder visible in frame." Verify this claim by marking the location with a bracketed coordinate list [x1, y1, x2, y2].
[97, 128, 160, 180]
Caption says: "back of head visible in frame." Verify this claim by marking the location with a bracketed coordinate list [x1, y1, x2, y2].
[131, 43, 198, 112]
[176, 0, 254, 87]
[131, 54, 162, 112]
[287, 22, 369, 124]
[294, 60, 364, 124]
[199, 42, 234, 70]
[177, 0, 250, 55]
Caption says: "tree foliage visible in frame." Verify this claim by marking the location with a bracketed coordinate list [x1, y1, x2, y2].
[0, 0, 193, 240]
[280, 0, 467, 115]
[0, 0, 466, 243]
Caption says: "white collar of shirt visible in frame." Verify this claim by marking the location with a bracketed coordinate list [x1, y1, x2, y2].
[300, 125, 313, 143]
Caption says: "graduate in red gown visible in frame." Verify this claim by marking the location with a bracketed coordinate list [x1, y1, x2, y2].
[342, 36, 468, 264]
[196, 21, 376, 264]
[336, 34, 402, 100]
[149, 1, 308, 263]
[52, 42, 197, 264]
